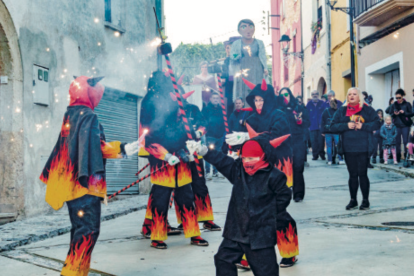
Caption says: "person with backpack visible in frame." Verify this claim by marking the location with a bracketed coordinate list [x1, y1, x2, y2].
[321, 99, 344, 165]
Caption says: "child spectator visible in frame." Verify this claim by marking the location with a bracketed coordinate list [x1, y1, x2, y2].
[380, 115, 398, 165]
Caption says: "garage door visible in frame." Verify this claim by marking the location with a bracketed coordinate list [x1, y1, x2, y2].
[95, 88, 140, 195]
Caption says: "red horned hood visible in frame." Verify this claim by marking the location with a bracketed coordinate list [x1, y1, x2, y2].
[69, 76, 105, 110]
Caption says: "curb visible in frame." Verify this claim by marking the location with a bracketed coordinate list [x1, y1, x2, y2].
[0, 204, 147, 253]
[373, 163, 414, 178]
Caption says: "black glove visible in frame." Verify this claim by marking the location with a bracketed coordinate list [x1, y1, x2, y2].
[177, 149, 190, 163]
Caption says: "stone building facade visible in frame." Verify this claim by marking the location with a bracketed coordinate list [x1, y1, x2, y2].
[0, 0, 162, 220]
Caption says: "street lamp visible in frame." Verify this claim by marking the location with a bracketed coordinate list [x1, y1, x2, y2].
[278, 34, 304, 97]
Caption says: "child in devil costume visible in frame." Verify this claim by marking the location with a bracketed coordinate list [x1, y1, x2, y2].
[187, 135, 292, 276]
[276, 87, 310, 202]
[226, 79, 299, 268]
[40, 76, 141, 276]
[139, 71, 208, 249]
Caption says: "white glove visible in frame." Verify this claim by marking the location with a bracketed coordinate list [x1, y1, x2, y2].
[164, 153, 180, 166]
[124, 141, 140, 156]
[186, 140, 208, 156]
[228, 151, 239, 160]
[225, 132, 249, 146]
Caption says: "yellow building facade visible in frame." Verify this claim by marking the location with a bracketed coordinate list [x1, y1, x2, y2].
[330, 0, 357, 101]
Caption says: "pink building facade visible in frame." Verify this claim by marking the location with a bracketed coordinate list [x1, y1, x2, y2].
[271, 0, 303, 96]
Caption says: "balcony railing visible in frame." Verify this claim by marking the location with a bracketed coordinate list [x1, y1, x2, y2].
[352, 0, 386, 18]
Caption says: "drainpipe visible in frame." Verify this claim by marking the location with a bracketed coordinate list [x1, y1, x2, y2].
[325, 0, 332, 91]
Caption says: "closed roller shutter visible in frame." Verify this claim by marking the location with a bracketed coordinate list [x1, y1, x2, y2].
[95, 88, 140, 194]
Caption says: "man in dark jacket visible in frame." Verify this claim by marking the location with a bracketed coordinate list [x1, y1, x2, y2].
[372, 109, 384, 164]
[202, 92, 226, 177]
[277, 88, 310, 202]
[306, 90, 326, 160]
[229, 97, 249, 133]
[188, 136, 292, 276]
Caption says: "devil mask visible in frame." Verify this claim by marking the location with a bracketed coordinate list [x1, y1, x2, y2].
[70, 76, 105, 110]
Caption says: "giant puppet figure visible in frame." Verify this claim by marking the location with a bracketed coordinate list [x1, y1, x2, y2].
[139, 71, 209, 249]
[40, 76, 141, 276]
[226, 79, 299, 268]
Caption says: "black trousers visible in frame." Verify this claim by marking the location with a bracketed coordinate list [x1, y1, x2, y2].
[310, 130, 325, 158]
[149, 184, 200, 240]
[292, 136, 306, 200]
[396, 127, 410, 158]
[372, 135, 383, 159]
[344, 152, 370, 200]
[61, 195, 101, 276]
[215, 238, 279, 276]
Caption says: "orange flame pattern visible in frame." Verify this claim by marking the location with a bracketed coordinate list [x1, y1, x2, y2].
[146, 144, 169, 160]
[151, 209, 167, 241]
[61, 117, 71, 138]
[181, 206, 201, 238]
[276, 157, 293, 188]
[277, 223, 299, 258]
[150, 163, 176, 187]
[145, 194, 153, 220]
[194, 194, 214, 222]
[100, 140, 122, 159]
[61, 234, 94, 276]
[41, 142, 88, 210]
[177, 162, 192, 187]
[175, 200, 183, 224]
[87, 174, 106, 198]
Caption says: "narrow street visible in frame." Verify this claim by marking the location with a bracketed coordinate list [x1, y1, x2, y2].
[2, 158, 414, 275]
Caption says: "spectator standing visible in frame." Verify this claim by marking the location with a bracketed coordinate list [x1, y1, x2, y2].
[229, 97, 249, 133]
[372, 109, 384, 164]
[389, 89, 413, 162]
[202, 93, 226, 179]
[330, 88, 381, 211]
[385, 97, 394, 114]
[380, 115, 398, 165]
[321, 99, 345, 165]
[324, 90, 343, 110]
[406, 126, 414, 161]
[306, 90, 326, 160]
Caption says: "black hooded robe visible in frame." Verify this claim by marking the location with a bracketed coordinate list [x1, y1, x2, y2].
[275, 88, 311, 200]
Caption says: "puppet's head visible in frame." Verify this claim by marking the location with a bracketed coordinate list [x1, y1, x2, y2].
[245, 79, 276, 115]
[69, 76, 105, 110]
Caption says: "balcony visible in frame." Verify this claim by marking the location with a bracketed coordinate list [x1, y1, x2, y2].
[353, 0, 414, 26]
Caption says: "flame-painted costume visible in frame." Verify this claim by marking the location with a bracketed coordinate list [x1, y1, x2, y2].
[200, 137, 292, 276]
[276, 88, 311, 201]
[229, 79, 299, 267]
[40, 76, 125, 276]
[139, 72, 207, 247]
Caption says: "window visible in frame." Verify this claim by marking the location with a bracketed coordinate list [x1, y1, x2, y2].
[105, 0, 122, 27]
[317, 0, 323, 29]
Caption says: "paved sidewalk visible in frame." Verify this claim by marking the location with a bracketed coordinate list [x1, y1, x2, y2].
[0, 195, 148, 252]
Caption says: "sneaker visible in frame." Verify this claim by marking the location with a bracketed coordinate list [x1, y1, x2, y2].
[203, 221, 222, 231]
[359, 199, 370, 210]
[141, 224, 151, 239]
[367, 163, 374, 169]
[395, 161, 399, 165]
[379, 159, 385, 164]
[312, 157, 318, 161]
[206, 173, 213, 181]
[327, 161, 332, 165]
[409, 155, 414, 161]
[339, 161, 345, 165]
[190, 236, 209, 246]
[212, 173, 219, 178]
[384, 161, 388, 165]
[167, 225, 182, 236]
[294, 198, 303, 203]
[177, 223, 184, 231]
[372, 158, 377, 164]
[280, 257, 298, 268]
[151, 240, 167, 249]
[346, 199, 358, 210]
[236, 260, 251, 271]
